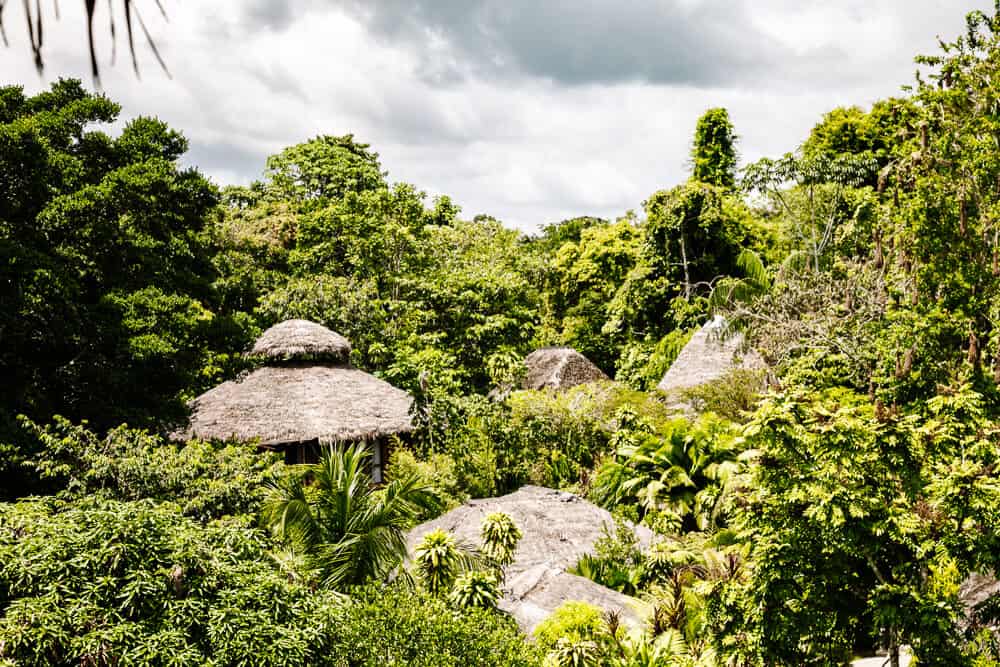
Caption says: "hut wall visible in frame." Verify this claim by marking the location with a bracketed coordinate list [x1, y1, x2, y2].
[278, 438, 395, 484]
[282, 440, 322, 465]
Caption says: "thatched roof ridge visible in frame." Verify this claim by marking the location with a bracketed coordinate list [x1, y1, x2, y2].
[657, 316, 764, 394]
[407, 485, 651, 632]
[501, 567, 645, 634]
[523, 347, 609, 391]
[176, 365, 413, 445]
[250, 319, 351, 364]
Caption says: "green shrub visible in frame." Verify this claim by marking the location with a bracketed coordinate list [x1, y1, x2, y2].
[679, 368, 767, 420]
[333, 585, 540, 666]
[0, 497, 539, 667]
[590, 411, 742, 533]
[533, 601, 607, 654]
[388, 447, 467, 517]
[0, 497, 343, 666]
[23, 416, 281, 519]
[615, 328, 694, 391]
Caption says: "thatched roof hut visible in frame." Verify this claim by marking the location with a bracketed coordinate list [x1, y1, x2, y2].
[522, 347, 609, 391]
[657, 316, 764, 394]
[175, 320, 413, 476]
[407, 485, 652, 633]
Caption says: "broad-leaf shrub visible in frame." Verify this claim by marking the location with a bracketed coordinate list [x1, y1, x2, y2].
[22, 416, 280, 518]
[0, 497, 343, 666]
[591, 411, 742, 533]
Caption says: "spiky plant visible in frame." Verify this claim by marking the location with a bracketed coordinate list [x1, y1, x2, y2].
[546, 638, 602, 667]
[480, 512, 522, 569]
[414, 528, 462, 595]
[449, 570, 500, 609]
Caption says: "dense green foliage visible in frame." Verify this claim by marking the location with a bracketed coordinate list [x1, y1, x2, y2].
[0, 81, 238, 437]
[691, 108, 738, 189]
[21, 416, 281, 519]
[7, 4, 1000, 663]
[0, 496, 537, 666]
[0, 497, 342, 666]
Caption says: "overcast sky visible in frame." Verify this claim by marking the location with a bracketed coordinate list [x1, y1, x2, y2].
[3, 1, 992, 231]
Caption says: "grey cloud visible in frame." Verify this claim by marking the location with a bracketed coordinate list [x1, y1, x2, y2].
[242, 1, 298, 32]
[332, 0, 792, 87]
[252, 64, 309, 101]
[181, 140, 266, 183]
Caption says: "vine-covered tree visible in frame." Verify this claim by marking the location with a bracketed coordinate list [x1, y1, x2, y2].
[691, 108, 738, 189]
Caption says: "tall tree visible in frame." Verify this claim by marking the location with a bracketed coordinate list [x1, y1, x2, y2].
[0, 79, 231, 436]
[264, 134, 386, 205]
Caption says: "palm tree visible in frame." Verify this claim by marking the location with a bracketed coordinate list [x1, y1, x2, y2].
[262, 442, 441, 590]
[592, 415, 740, 532]
[4, 1, 169, 83]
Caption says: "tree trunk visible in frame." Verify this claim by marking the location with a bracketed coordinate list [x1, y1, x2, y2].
[888, 631, 900, 667]
[680, 233, 691, 299]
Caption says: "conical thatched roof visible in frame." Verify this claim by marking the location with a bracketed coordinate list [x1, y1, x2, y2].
[250, 319, 351, 364]
[407, 485, 652, 633]
[176, 321, 412, 445]
[657, 316, 764, 394]
[523, 347, 609, 391]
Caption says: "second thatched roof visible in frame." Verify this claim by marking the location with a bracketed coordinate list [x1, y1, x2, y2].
[177, 366, 413, 445]
[523, 347, 609, 391]
[407, 485, 652, 633]
[657, 316, 764, 394]
[175, 320, 413, 446]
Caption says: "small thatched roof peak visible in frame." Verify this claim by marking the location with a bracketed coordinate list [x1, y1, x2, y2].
[657, 316, 764, 394]
[523, 347, 608, 391]
[250, 319, 351, 364]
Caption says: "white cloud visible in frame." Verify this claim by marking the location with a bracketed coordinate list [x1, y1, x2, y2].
[2, 0, 993, 230]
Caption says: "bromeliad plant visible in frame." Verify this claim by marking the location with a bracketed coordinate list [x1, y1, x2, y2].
[262, 442, 441, 591]
[450, 571, 502, 609]
[481, 511, 523, 571]
[412, 528, 482, 596]
[412, 512, 522, 609]
[413, 529, 465, 595]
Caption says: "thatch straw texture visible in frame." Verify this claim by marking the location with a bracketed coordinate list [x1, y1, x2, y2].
[523, 347, 609, 391]
[177, 365, 413, 445]
[407, 485, 652, 633]
[657, 316, 764, 394]
[502, 567, 645, 634]
[959, 572, 1000, 633]
[250, 319, 351, 364]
